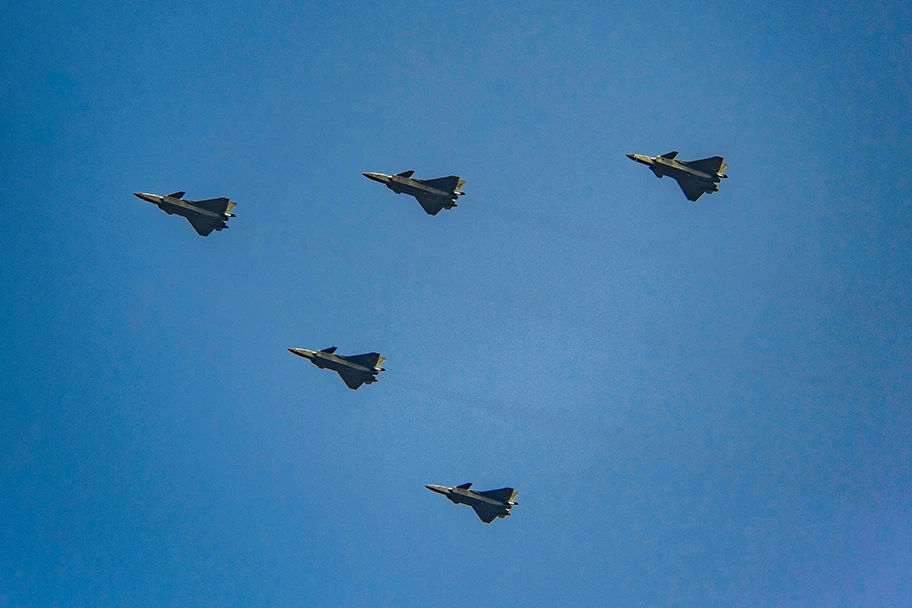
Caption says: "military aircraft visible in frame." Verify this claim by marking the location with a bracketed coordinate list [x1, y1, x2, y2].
[287, 347, 386, 390]
[134, 191, 236, 236]
[363, 170, 465, 215]
[426, 483, 518, 524]
[626, 151, 728, 201]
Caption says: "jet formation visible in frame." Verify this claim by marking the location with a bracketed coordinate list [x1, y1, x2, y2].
[627, 151, 728, 201]
[135, 151, 729, 525]
[288, 346, 386, 390]
[363, 170, 466, 215]
[426, 483, 519, 523]
[134, 191, 236, 236]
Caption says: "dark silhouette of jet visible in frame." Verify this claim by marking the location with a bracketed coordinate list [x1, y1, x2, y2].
[133, 191, 236, 236]
[288, 347, 386, 390]
[363, 170, 465, 215]
[627, 151, 728, 201]
[426, 483, 518, 523]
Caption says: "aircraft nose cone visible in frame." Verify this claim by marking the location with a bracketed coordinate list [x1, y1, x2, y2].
[627, 154, 651, 165]
[426, 485, 448, 495]
[363, 172, 388, 184]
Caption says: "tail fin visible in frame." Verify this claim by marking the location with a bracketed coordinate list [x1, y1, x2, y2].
[167, 191, 186, 199]
[319, 346, 337, 354]
[456, 482, 473, 489]
[226, 201, 237, 216]
[660, 151, 678, 159]
[396, 170, 415, 178]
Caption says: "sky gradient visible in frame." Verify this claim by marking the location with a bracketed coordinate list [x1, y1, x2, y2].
[2, 1, 911, 606]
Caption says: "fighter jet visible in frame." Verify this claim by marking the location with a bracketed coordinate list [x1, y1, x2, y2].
[134, 191, 236, 236]
[626, 151, 728, 201]
[288, 347, 386, 390]
[363, 170, 465, 215]
[426, 483, 518, 524]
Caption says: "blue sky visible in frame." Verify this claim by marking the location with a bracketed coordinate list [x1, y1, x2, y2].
[2, 1, 910, 606]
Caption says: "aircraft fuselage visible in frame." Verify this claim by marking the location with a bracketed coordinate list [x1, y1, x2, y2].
[362, 172, 462, 210]
[627, 155, 721, 184]
[287, 348, 383, 383]
[133, 192, 235, 220]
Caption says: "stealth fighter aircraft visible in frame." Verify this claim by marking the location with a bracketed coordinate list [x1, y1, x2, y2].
[288, 347, 386, 390]
[627, 151, 728, 201]
[363, 170, 465, 215]
[134, 191, 236, 236]
[426, 483, 518, 524]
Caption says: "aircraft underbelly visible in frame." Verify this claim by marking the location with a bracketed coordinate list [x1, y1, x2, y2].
[160, 199, 222, 218]
[668, 167, 714, 182]
[397, 184, 450, 199]
[328, 362, 372, 376]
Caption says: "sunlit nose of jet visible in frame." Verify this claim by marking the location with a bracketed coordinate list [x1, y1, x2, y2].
[626, 154, 651, 165]
[425, 485, 449, 495]
[133, 192, 157, 203]
[362, 172, 389, 184]
[288, 348, 315, 359]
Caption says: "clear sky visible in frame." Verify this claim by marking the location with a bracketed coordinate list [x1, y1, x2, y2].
[2, 1, 910, 606]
